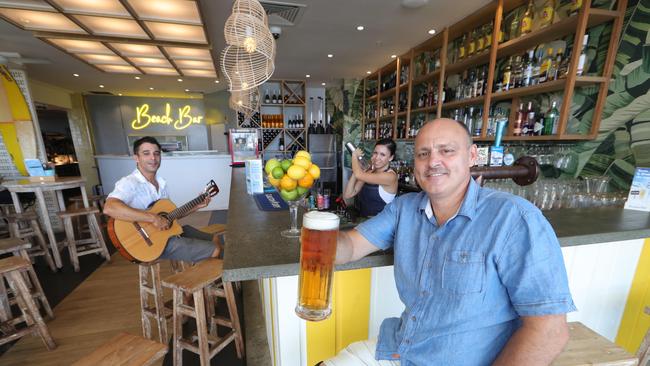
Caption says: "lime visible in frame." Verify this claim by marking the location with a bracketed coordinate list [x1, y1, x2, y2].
[265, 158, 280, 174]
[272, 166, 285, 179]
[297, 186, 309, 196]
[280, 188, 298, 201]
[281, 159, 292, 172]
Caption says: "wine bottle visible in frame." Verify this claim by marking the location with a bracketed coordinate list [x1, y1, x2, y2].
[544, 100, 560, 135]
[264, 90, 270, 104]
[513, 103, 524, 136]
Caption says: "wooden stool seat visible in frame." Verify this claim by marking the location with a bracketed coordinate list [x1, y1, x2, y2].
[5, 211, 39, 221]
[3, 211, 56, 272]
[162, 258, 244, 366]
[57, 207, 101, 218]
[553, 322, 637, 366]
[0, 256, 55, 351]
[57, 207, 110, 272]
[0, 237, 30, 252]
[72, 332, 166, 366]
[70, 195, 106, 204]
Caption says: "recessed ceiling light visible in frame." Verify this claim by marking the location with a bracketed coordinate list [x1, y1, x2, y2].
[134, 76, 141, 80]
[321, 82, 326, 86]
[428, 29, 436, 35]
[185, 88, 189, 92]
[99, 84, 104, 88]
[356, 25, 364, 31]
[306, 74, 310, 78]
[73, 73, 79, 77]
[118, 93, 122, 96]
[391, 54, 397, 58]
[327, 54, 333, 58]
[214, 80, 219, 83]
[149, 87, 154, 90]
[366, 71, 372, 74]
[177, 78, 183, 82]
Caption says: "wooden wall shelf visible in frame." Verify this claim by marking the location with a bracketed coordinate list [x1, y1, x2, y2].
[361, 0, 627, 143]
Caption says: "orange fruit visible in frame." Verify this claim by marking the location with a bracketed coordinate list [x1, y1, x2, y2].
[268, 174, 281, 188]
[280, 175, 297, 191]
[308, 164, 321, 180]
[298, 172, 314, 188]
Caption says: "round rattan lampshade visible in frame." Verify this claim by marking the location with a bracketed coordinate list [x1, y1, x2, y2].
[224, 12, 275, 59]
[221, 44, 275, 91]
[231, 0, 267, 24]
[229, 87, 260, 118]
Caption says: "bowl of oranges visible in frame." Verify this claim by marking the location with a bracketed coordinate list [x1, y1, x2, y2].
[264, 150, 321, 238]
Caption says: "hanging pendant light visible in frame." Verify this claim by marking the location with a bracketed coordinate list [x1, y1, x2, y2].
[221, 44, 274, 91]
[229, 86, 260, 118]
[231, 0, 268, 24]
[224, 12, 275, 59]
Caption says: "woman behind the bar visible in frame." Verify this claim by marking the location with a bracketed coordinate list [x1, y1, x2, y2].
[343, 138, 398, 217]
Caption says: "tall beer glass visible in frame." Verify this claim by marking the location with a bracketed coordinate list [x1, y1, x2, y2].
[295, 211, 340, 321]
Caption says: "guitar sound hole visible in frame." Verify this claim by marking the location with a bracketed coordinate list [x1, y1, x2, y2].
[158, 212, 172, 226]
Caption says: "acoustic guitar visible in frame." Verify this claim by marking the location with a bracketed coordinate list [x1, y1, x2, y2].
[107, 180, 219, 263]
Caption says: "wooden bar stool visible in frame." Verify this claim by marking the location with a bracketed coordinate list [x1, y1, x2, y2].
[72, 332, 167, 366]
[0, 256, 56, 350]
[5, 211, 56, 272]
[553, 322, 637, 365]
[69, 194, 106, 236]
[0, 237, 54, 320]
[138, 260, 171, 343]
[57, 207, 111, 272]
[162, 258, 244, 366]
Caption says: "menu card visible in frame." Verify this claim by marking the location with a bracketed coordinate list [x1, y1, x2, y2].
[624, 167, 650, 212]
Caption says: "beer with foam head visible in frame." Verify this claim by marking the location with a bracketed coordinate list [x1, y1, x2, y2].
[295, 211, 339, 321]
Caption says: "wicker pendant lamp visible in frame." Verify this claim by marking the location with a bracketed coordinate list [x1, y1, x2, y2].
[231, 0, 268, 24]
[221, 44, 274, 91]
[229, 87, 260, 118]
[221, 0, 276, 92]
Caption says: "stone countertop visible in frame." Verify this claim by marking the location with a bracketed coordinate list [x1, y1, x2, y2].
[223, 169, 650, 281]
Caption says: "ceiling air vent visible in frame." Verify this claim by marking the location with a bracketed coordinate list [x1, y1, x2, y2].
[260, 1, 306, 26]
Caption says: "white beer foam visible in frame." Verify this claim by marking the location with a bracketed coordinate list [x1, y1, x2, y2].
[303, 211, 339, 231]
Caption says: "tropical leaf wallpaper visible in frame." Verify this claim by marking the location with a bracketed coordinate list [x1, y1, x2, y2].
[328, 0, 649, 190]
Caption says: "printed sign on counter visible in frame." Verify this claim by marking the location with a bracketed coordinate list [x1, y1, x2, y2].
[625, 167, 650, 212]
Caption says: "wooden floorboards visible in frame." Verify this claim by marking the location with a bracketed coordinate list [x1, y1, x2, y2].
[0, 254, 171, 366]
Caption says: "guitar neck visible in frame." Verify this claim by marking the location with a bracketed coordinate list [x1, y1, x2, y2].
[167, 193, 207, 221]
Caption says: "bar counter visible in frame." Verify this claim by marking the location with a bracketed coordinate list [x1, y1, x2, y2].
[223, 168, 650, 282]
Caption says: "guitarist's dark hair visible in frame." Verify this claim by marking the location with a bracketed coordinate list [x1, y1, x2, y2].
[133, 136, 162, 155]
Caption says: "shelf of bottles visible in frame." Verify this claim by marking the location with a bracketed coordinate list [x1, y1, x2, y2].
[256, 79, 307, 159]
[360, 0, 624, 143]
[237, 111, 260, 129]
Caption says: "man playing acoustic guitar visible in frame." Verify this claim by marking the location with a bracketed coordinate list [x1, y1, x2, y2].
[103, 136, 221, 262]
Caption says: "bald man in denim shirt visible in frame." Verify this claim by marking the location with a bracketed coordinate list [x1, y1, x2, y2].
[324, 119, 575, 366]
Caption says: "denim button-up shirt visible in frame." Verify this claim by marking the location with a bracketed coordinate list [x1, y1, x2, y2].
[356, 178, 576, 366]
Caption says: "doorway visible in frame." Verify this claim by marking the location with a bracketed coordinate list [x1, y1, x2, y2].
[36, 106, 80, 177]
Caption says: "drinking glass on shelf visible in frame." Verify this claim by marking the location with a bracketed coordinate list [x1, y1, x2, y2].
[295, 211, 340, 321]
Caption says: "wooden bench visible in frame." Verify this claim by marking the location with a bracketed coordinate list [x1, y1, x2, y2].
[552, 322, 638, 366]
[72, 332, 167, 366]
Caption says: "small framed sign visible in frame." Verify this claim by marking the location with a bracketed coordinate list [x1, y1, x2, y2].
[624, 167, 650, 212]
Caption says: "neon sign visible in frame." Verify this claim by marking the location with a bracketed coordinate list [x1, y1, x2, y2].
[131, 103, 204, 130]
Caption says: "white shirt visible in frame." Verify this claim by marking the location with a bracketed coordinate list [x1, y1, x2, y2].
[108, 168, 169, 210]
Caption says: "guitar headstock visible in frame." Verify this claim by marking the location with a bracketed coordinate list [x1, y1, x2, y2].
[204, 180, 219, 198]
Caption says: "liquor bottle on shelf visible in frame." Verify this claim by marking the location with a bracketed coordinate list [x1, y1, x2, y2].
[531, 50, 541, 85]
[576, 34, 589, 76]
[316, 120, 325, 134]
[476, 67, 486, 97]
[513, 103, 525, 136]
[502, 57, 513, 91]
[271, 90, 277, 104]
[548, 49, 564, 81]
[279, 136, 285, 151]
[467, 31, 476, 57]
[458, 34, 466, 60]
[484, 23, 493, 49]
[557, 47, 571, 79]
[523, 101, 535, 136]
[509, 10, 520, 41]
[472, 107, 483, 136]
[512, 55, 523, 89]
[539, 0, 555, 28]
[544, 100, 560, 135]
[264, 90, 270, 104]
[476, 27, 485, 53]
[522, 50, 534, 87]
[538, 48, 554, 83]
[520, 0, 534, 36]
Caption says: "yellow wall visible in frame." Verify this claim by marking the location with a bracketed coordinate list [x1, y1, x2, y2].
[616, 238, 650, 353]
[306, 268, 372, 365]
